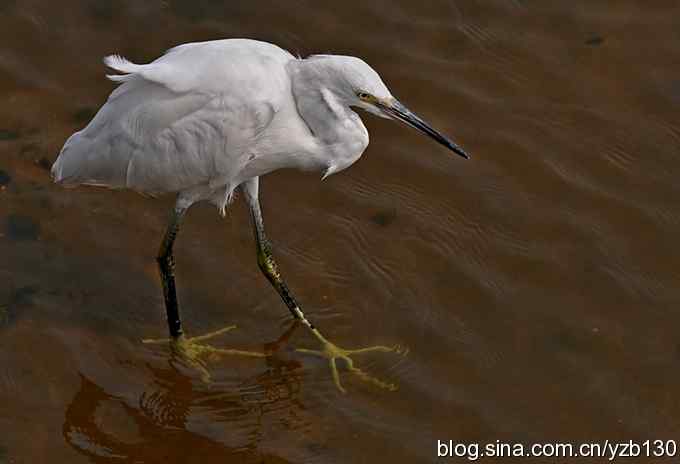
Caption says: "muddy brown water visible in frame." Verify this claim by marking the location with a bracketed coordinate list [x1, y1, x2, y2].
[2, 1, 680, 463]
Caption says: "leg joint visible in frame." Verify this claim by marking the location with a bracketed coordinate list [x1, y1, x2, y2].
[257, 251, 279, 280]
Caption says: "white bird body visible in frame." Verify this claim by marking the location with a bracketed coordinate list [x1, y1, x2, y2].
[51, 38, 469, 392]
[52, 39, 378, 212]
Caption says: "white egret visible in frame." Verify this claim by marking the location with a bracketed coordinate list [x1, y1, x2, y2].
[51, 38, 469, 392]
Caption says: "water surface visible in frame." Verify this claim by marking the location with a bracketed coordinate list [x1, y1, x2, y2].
[2, 1, 680, 462]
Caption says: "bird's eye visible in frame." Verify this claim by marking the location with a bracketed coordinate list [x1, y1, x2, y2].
[357, 92, 370, 100]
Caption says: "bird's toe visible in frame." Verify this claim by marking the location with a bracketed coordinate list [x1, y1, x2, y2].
[296, 332, 403, 393]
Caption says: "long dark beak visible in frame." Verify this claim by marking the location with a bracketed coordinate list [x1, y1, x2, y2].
[381, 100, 470, 160]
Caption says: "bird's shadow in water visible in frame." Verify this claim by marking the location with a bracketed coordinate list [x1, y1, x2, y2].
[62, 322, 304, 463]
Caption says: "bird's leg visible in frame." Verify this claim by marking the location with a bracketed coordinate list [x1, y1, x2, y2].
[242, 178, 404, 393]
[142, 204, 264, 382]
[157, 205, 187, 338]
[252, 214, 403, 392]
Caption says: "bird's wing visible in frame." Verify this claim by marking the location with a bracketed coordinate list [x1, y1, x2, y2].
[53, 40, 293, 194]
[106, 39, 293, 96]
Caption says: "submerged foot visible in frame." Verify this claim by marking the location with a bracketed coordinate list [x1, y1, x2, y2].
[296, 328, 407, 393]
[142, 325, 265, 382]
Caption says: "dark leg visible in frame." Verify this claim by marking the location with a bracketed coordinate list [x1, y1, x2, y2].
[249, 197, 317, 330]
[157, 206, 187, 338]
[241, 179, 318, 331]
[145, 202, 264, 382]
[241, 178, 402, 393]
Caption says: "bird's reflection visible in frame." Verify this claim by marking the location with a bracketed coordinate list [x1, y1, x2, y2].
[63, 322, 303, 463]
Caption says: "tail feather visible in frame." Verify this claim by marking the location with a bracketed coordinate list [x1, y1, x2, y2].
[104, 54, 144, 83]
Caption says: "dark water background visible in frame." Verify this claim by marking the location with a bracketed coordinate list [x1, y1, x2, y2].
[2, 1, 680, 462]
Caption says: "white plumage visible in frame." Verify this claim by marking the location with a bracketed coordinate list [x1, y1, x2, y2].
[53, 38, 468, 215]
[50, 38, 469, 391]
[52, 39, 404, 212]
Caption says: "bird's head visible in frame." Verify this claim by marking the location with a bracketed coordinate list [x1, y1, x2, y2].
[315, 55, 470, 160]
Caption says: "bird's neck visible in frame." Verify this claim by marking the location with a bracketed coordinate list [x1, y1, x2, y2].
[288, 59, 369, 176]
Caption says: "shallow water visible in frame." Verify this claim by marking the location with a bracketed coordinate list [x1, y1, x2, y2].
[2, 1, 680, 462]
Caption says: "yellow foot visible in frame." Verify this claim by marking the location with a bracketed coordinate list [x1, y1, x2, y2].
[142, 325, 265, 382]
[296, 329, 406, 393]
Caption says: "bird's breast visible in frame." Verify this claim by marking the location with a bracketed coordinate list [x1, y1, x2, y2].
[321, 126, 369, 177]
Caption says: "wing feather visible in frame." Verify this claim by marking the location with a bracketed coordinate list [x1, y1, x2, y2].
[52, 39, 293, 195]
